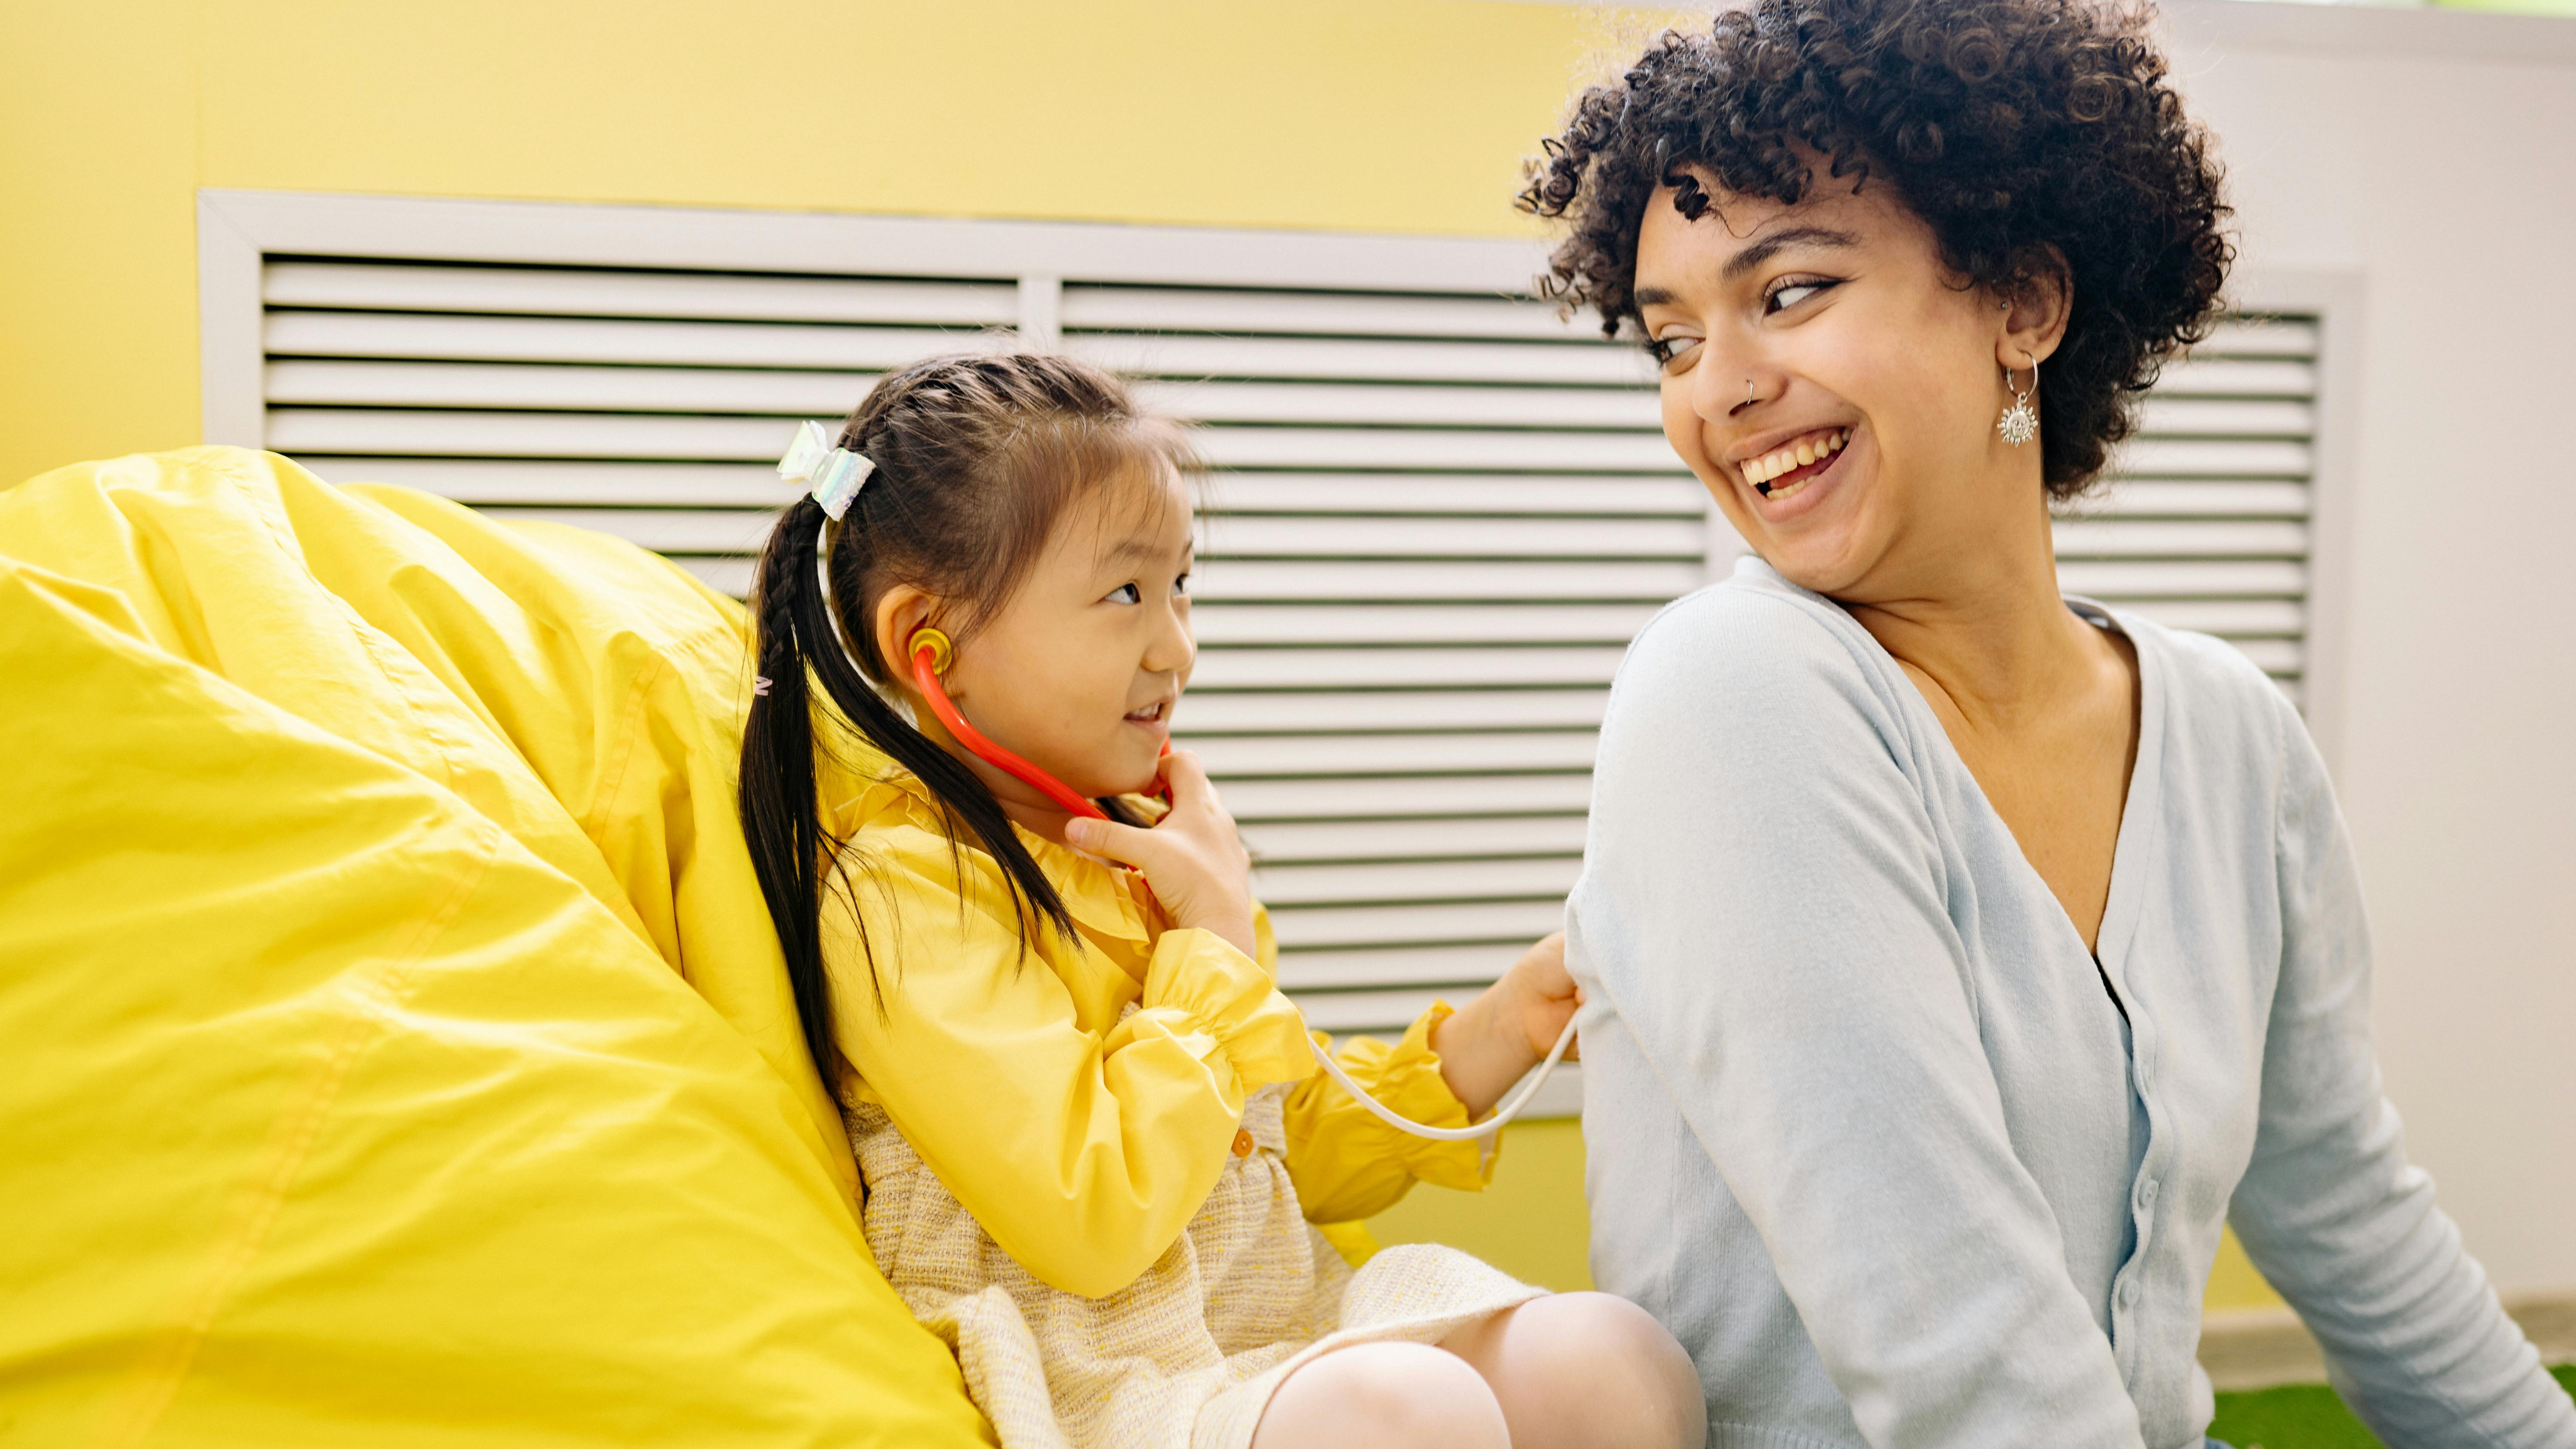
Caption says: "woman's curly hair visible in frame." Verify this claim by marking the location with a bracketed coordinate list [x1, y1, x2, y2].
[1520, 0, 2233, 495]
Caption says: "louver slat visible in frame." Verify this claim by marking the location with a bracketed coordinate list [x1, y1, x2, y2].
[258, 245, 2318, 1047]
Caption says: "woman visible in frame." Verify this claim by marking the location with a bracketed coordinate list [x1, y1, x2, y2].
[1524, 3, 2576, 1446]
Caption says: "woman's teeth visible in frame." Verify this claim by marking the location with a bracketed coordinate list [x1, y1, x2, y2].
[1124, 702, 1165, 723]
[1744, 427, 1852, 499]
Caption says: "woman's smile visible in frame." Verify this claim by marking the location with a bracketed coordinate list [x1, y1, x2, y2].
[1731, 425, 1853, 503]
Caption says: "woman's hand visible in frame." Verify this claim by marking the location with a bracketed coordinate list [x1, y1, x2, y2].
[1063, 750, 1258, 958]
[1431, 932, 1582, 1119]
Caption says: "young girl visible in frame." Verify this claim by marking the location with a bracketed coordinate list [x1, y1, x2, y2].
[736, 353, 1706, 1449]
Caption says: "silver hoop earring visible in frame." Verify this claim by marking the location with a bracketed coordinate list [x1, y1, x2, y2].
[1997, 357, 2039, 447]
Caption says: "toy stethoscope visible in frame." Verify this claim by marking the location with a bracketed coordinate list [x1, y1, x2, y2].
[899, 628, 1578, 1141]
[792, 420, 1575, 1141]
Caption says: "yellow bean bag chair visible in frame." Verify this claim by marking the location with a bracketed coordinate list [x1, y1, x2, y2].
[0, 448, 989, 1446]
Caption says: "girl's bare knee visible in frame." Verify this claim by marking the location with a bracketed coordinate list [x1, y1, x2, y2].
[1453, 1292, 1708, 1449]
[1248, 1340, 1508, 1449]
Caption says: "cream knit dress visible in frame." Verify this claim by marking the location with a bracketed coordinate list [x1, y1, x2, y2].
[847, 1080, 1544, 1449]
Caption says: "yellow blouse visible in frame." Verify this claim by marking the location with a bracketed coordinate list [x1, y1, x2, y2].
[818, 745, 1493, 1299]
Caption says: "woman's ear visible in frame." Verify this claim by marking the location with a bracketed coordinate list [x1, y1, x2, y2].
[1997, 244, 2073, 369]
[870, 584, 941, 695]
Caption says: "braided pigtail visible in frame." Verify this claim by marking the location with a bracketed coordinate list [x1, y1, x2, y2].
[739, 496, 849, 1081]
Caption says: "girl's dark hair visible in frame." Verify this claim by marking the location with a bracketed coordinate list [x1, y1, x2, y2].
[738, 351, 1197, 1084]
[1519, 0, 2233, 496]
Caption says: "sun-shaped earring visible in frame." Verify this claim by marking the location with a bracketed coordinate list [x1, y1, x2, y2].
[1998, 357, 2040, 447]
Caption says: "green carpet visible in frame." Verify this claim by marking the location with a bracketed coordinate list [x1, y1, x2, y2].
[2208, 1364, 2576, 1446]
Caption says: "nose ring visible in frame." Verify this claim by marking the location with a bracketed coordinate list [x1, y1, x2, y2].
[1744, 379, 1757, 409]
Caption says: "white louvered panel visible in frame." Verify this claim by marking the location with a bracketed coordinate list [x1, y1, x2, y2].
[1189, 559, 1705, 602]
[1189, 647, 1628, 691]
[1292, 989, 1457, 1033]
[1067, 333, 1656, 387]
[2053, 559, 2307, 597]
[2190, 318, 2318, 356]
[1267, 899, 1572, 951]
[1060, 284, 1589, 340]
[2130, 396, 2312, 436]
[1190, 731, 1598, 779]
[267, 408, 865, 458]
[264, 260, 1021, 325]
[2111, 438, 2311, 477]
[1255, 857, 1587, 908]
[2151, 358, 2316, 397]
[274, 407, 1692, 474]
[2085, 599, 2302, 636]
[1144, 379, 1662, 429]
[2062, 318, 2320, 697]
[1202, 515, 1700, 558]
[453, 508, 1699, 565]
[1191, 428, 1682, 474]
[2050, 519, 2307, 558]
[1243, 814, 1592, 863]
[267, 310, 1007, 369]
[274, 359, 1675, 431]
[2067, 480, 2308, 518]
[1275, 943, 1544, 991]
[255, 239, 2322, 1046]
[675, 557, 757, 596]
[1206, 474, 1704, 516]
[1214, 774, 1597, 821]
[1192, 603, 1662, 646]
[268, 360, 882, 414]
[1181, 690, 1609, 734]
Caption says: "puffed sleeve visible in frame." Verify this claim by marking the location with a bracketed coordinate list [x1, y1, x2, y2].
[1282, 1002, 1496, 1224]
[825, 822, 1315, 1299]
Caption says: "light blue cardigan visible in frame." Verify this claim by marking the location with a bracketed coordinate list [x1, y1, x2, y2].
[1568, 557, 2573, 1449]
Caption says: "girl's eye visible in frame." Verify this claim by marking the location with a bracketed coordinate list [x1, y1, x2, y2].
[1174, 572, 1191, 597]
[1646, 335, 1702, 372]
[1765, 279, 1838, 314]
[1106, 582, 1141, 604]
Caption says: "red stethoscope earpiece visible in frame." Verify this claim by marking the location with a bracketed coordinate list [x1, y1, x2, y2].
[908, 628, 1169, 821]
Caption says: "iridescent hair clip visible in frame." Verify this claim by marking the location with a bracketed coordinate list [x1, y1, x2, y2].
[777, 419, 877, 520]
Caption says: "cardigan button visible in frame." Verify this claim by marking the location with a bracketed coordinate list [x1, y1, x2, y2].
[1232, 1129, 1256, 1158]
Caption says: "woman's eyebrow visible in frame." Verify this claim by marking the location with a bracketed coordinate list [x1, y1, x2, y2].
[1721, 225, 1862, 282]
[1633, 225, 1863, 309]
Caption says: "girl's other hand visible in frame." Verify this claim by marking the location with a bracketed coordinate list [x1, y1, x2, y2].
[1064, 750, 1258, 958]
[1431, 932, 1581, 1119]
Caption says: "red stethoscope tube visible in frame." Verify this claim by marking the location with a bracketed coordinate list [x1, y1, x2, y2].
[910, 632, 1111, 821]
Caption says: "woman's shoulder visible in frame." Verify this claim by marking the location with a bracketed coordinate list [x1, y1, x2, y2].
[2106, 605, 2306, 756]
[1599, 557, 1931, 808]
[1612, 556, 1918, 736]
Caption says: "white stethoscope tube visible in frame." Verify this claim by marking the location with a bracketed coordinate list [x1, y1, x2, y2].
[1307, 1014, 1579, 1141]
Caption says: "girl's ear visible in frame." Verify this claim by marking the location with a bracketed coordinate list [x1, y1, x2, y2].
[870, 584, 942, 691]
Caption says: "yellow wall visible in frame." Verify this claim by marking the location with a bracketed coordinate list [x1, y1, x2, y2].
[0, 0, 1694, 486]
[1373, 1119, 1597, 1292]
[1, 0, 2283, 1319]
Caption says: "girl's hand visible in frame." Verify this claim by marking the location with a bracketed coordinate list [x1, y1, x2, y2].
[1063, 750, 1258, 958]
[1431, 932, 1581, 1119]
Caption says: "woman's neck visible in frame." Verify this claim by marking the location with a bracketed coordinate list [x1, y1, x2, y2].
[1839, 512, 2101, 735]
